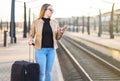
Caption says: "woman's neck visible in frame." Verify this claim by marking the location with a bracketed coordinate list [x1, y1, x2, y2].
[43, 15, 50, 19]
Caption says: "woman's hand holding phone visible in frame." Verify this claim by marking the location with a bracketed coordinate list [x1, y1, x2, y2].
[61, 27, 67, 33]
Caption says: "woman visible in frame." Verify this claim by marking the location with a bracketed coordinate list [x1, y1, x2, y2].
[28, 3, 66, 81]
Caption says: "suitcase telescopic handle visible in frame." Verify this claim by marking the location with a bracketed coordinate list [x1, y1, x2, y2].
[29, 43, 35, 63]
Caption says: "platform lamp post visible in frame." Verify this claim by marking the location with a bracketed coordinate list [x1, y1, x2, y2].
[98, 9, 102, 37]
[115, 14, 119, 33]
[0, 19, 2, 42]
[109, 3, 114, 39]
[28, 8, 31, 33]
[69, 18, 71, 32]
[87, 16, 90, 35]
[94, 17, 96, 31]
[0, 19, 2, 32]
[73, 17, 75, 32]
[7, 21, 9, 31]
[76, 17, 79, 32]
[10, 0, 16, 43]
[23, 2, 27, 38]
[72, 17, 74, 32]
[69, 17, 72, 32]
[82, 16, 85, 34]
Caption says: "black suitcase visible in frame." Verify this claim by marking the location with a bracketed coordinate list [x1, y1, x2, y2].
[11, 61, 29, 81]
[25, 45, 40, 81]
[26, 63, 39, 81]
[11, 46, 40, 81]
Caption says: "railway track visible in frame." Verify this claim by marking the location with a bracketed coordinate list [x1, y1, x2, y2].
[57, 42, 90, 81]
[57, 36, 120, 81]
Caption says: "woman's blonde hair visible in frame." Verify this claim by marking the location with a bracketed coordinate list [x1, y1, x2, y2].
[38, 3, 51, 19]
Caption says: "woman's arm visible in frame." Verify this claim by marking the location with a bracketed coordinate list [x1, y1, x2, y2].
[56, 20, 67, 40]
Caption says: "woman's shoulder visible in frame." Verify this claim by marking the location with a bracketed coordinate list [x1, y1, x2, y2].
[32, 18, 44, 23]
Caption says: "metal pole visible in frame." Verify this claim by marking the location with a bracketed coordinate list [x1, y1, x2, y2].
[94, 18, 96, 31]
[76, 17, 78, 32]
[98, 9, 102, 37]
[73, 17, 75, 32]
[115, 15, 119, 33]
[82, 16, 85, 33]
[87, 16, 90, 35]
[23, 2, 27, 38]
[7, 21, 8, 31]
[28, 8, 31, 33]
[10, 0, 15, 43]
[0, 19, 2, 41]
[109, 3, 114, 39]
[0, 19, 2, 32]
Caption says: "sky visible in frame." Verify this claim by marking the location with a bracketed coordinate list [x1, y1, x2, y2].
[0, 0, 120, 22]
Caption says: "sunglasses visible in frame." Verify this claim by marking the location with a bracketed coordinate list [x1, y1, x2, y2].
[47, 8, 54, 12]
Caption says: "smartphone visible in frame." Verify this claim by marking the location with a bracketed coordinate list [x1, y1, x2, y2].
[61, 27, 67, 31]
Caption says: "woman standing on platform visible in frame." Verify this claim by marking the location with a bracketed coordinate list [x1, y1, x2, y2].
[28, 3, 66, 81]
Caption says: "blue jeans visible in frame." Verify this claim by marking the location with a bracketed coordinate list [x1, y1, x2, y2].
[35, 48, 55, 81]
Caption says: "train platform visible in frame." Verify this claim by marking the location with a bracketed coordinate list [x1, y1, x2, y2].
[0, 36, 64, 81]
[66, 31, 120, 51]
